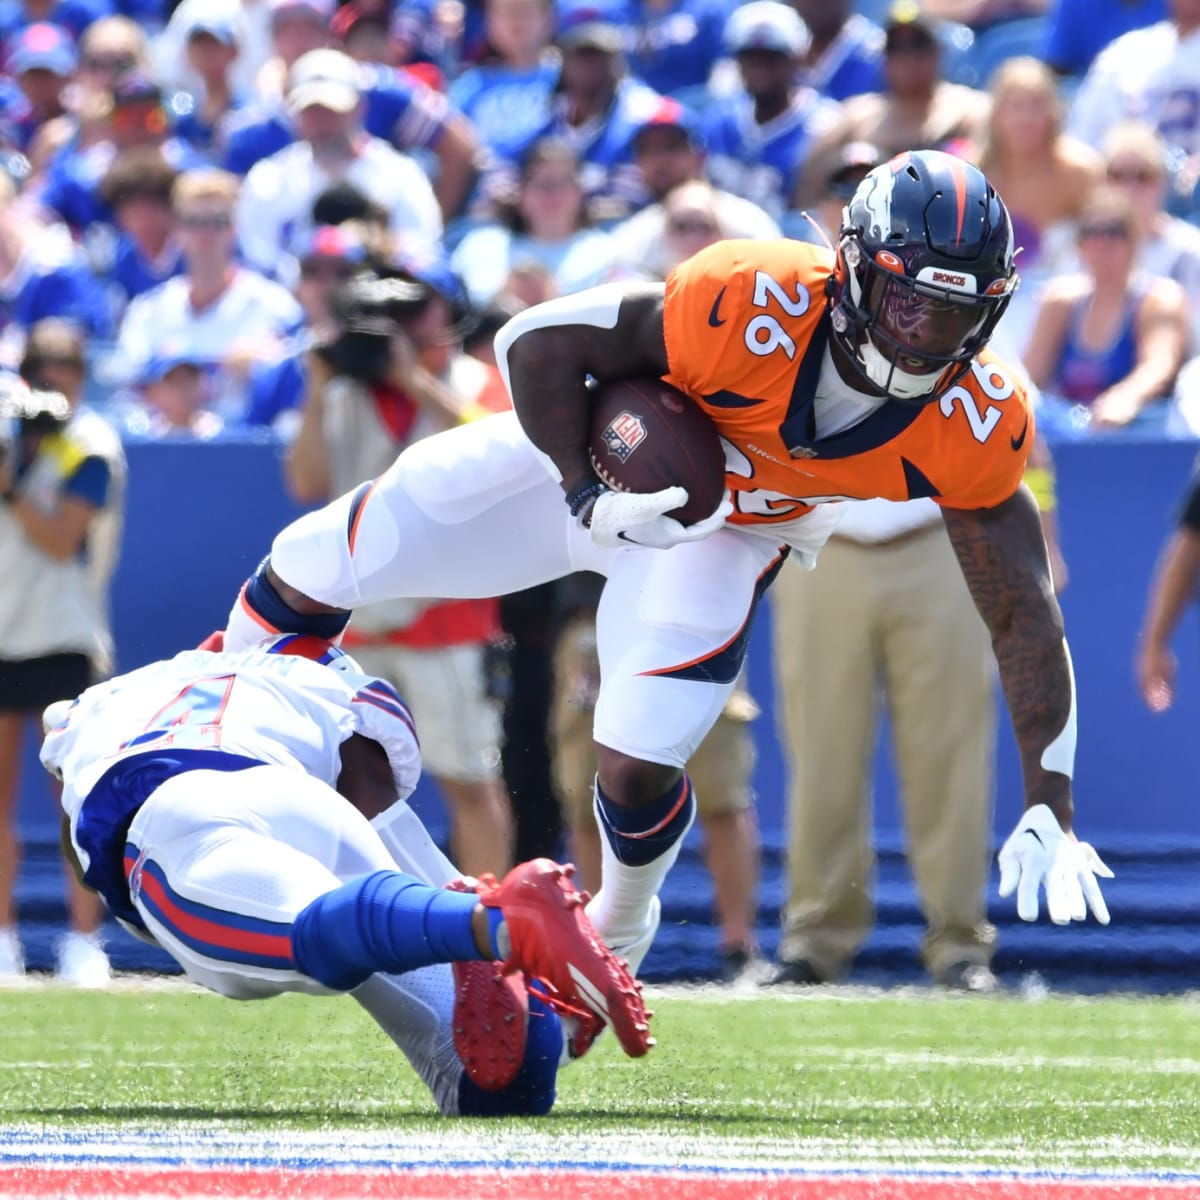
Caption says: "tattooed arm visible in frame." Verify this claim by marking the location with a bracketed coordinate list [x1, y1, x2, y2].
[495, 282, 670, 495]
[942, 484, 1075, 830]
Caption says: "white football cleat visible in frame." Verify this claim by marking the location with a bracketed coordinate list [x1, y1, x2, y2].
[56, 931, 112, 989]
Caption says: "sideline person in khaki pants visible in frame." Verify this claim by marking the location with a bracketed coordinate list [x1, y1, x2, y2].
[551, 572, 763, 983]
[768, 498, 999, 991]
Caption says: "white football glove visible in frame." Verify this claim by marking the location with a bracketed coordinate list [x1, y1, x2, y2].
[586, 486, 733, 550]
[997, 803, 1114, 926]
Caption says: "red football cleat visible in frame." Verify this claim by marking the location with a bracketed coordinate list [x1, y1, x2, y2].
[479, 859, 654, 1059]
[451, 959, 529, 1091]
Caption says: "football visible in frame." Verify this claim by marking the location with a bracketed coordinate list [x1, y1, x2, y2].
[587, 377, 726, 525]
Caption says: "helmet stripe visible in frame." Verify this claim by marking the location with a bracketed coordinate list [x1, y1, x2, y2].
[948, 155, 969, 245]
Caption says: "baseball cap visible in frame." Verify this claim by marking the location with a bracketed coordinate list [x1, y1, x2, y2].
[287, 48, 361, 114]
[884, 0, 939, 50]
[632, 97, 704, 151]
[396, 250, 468, 309]
[270, 0, 334, 26]
[557, 0, 627, 53]
[296, 223, 368, 264]
[183, 8, 240, 45]
[8, 22, 77, 76]
[140, 345, 209, 385]
[724, 1, 809, 57]
[112, 72, 163, 107]
[330, 2, 387, 42]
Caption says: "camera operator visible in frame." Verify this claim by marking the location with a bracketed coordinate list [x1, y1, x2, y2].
[285, 257, 515, 877]
[0, 320, 126, 987]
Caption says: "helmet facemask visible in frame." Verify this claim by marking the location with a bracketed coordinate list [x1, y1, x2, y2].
[834, 233, 1015, 404]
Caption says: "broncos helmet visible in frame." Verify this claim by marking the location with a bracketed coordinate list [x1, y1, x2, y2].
[830, 149, 1018, 404]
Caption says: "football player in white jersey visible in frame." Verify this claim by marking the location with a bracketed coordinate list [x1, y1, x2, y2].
[40, 635, 651, 1117]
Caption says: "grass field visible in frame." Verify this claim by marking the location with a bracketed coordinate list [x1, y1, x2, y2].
[3, 979, 1200, 1192]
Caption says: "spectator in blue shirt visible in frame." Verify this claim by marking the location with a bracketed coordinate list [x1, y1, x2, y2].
[37, 73, 204, 236]
[220, 2, 479, 221]
[95, 147, 184, 323]
[0, 0, 112, 46]
[170, 8, 248, 158]
[22, 14, 152, 192]
[793, 0, 885, 102]
[449, 0, 558, 180]
[4, 22, 75, 151]
[0, 177, 111, 365]
[626, 0, 736, 97]
[1043, 0, 1168, 77]
[702, 1, 841, 220]
[514, 0, 663, 222]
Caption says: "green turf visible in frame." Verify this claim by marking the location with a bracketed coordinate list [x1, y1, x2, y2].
[2, 983, 1199, 1173]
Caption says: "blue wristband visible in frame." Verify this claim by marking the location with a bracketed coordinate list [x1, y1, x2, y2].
[565, 479, 609, 525]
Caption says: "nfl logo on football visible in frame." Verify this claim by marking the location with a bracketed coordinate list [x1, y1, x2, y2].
[602, 411, 647, 462]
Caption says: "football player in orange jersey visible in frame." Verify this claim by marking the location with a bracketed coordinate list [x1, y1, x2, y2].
[221, 150, 1111, 1027]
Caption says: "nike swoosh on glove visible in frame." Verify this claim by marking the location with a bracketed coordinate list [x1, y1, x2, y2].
[997, 803, 1114, 925]
[587, 486, 733, 550]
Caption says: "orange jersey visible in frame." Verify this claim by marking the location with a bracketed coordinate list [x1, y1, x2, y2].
[662, 239, 1033, 528]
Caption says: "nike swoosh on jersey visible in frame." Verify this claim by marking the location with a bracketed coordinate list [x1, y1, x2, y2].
[708, 287, 727, 327]
[1011, 415, 1030, 452]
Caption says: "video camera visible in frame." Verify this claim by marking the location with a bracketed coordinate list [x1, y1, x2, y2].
[316, 272, 434, 385]
[0, 383, 71, 471]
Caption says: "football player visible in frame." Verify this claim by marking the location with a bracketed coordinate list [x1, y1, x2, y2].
[222, 150, 1113, 999]
[40, 636, 651, 1116]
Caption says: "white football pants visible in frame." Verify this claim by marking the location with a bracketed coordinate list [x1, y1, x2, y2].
[264, 412, 839, 769]
[125, 764, 467, 1114]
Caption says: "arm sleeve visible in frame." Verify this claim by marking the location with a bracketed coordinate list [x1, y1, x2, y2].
[350, 678, 422, 802]
[60, 455, 111, 508]
[367, 71, 452, 151]
[661, 242, 752, 396]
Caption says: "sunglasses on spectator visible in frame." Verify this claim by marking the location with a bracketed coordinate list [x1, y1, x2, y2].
[1078, 221, 1131, 241]
[524, 174, 578, 194]
[1106, 164, 1160, 185]
[30, 354, 85, 372]
[300, 260, 358, 281]
[84, 53, 138, 73]
[178, 212, 234, 231]
[668, 217, 719, 236]
[886, 37, 936, 56]
[111, 105, 167, 135]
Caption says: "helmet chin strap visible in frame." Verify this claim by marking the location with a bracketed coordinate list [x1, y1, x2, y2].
[857, 336, 941, 401]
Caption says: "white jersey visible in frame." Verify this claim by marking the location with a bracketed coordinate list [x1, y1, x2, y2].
[1067, 21, 1200, 159]
[42, 647, 422, 842]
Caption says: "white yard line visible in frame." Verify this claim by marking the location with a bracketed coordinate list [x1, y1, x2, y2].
[1, 1126, 1198, 1178]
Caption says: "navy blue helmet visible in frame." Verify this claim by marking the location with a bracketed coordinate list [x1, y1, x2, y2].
[830, 149, 1018, 403]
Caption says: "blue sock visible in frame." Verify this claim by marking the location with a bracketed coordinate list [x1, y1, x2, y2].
[457, 994, 562, 1117]
[595, 774, 695, 866]
[291, 871, 484, 991]
[245, 558, 350, 641]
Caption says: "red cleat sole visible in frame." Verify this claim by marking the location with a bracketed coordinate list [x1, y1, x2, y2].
[451, 959, 529, 1091]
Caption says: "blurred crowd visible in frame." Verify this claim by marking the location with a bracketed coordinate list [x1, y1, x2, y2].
[3, 0, 1200, 989]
